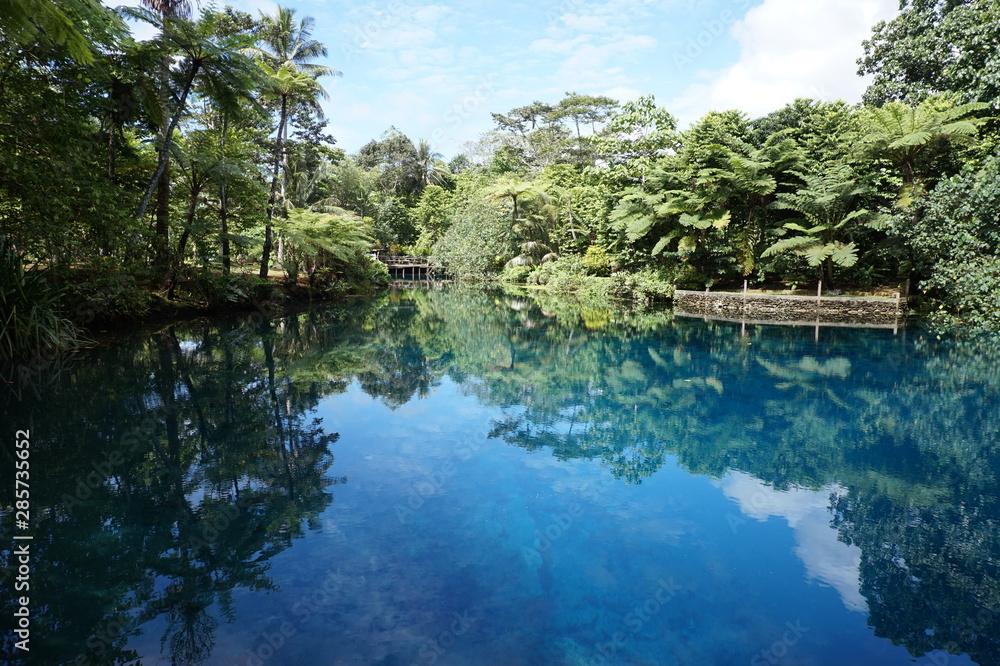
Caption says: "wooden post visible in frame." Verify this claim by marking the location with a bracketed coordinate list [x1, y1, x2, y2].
[742, 279, 748, 317]
[816, 281, 822, 308]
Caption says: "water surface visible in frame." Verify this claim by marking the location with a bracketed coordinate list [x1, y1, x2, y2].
[2, 287, 999, 665]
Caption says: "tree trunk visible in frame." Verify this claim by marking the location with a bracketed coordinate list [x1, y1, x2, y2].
[219, 115, 230, 272]
[165, 184, 200, 300]
[135, 62, 200, 224]
[260, 94, 288, 279]
[154, 54, 172, 266]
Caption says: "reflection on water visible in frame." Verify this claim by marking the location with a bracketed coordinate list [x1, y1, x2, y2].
[2, 286, 999, 665]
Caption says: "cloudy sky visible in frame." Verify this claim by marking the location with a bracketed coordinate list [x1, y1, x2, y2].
[117, 0, 900, 158]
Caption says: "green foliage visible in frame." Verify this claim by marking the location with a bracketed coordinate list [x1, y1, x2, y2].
[275, 207, 372, 284]
[611, 116, 803, 281]
[413, 184, 451, 252]
[182, 269, 275, 306]
[0, 0, 125, 64]
[762, 164, 876, 283]
[858, 97, 992, 202]
[890, 156, 1000, 327]
[580, 245, 615, 276]
[433, 199, 515, 280]
[588, 94, 679, 186]
[0, 238, 81, 362]
[607, 268, 674, 306]
[859, 0, 1000, 107]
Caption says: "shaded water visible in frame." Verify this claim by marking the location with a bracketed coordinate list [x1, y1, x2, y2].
[3, 286, 1000, 665]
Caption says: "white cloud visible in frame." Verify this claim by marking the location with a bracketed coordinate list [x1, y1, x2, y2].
[719, 471, 867, 612]
[668, 0, 899, 126]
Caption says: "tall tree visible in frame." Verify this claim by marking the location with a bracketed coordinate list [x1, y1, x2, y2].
[858, 97, 990, 202]
[128, 9, 262, 247]
[762, 164, 876, 285]
[253, 6, 340, 278]
[859, 0, 1000, 107]
[139, 0, 192, 265]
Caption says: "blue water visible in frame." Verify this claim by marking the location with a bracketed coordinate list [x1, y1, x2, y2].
[2, 286, 998, 665]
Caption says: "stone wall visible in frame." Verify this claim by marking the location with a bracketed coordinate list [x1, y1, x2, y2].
[674, 289, 910, 325]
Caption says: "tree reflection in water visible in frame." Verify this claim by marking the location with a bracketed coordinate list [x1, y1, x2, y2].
[2, 287, 999, 664]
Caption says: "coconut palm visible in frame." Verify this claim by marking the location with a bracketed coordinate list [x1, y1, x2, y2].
[253, 6, 340, 278]
[415, 139, 449, 187]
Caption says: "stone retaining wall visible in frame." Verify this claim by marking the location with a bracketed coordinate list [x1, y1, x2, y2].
[674, 289, 910, 324]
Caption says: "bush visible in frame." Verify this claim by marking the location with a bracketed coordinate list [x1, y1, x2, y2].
[183, 270, 276, 307]
[580, 245, 615, 276]
[894, 156, 1000, 328]
[608, 269, 675, 305]
[0, 237, 81, 362]
[433, 200, 515, 280]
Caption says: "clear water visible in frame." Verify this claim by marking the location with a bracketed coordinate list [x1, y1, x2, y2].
[3, 286, 999, 666]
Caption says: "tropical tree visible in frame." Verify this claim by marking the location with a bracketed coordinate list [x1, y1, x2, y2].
[548, 91, 618, 161]
[253, 5, 340, 277]
[485, 177, 558, 266]
[762, 165, 877, 285]
[0, 0, 123, 64]
[275, 207, 371, 285]
[128, 9, 262, 229]
[138, 0, 192, 261]
[485, 176, 548, 227]
[589, 94, 679, 186]
[858, 97, 991, 203]
[415, 139, 449, 187]
[611, 118, 801, 280]
[859, 0, 1000, 107]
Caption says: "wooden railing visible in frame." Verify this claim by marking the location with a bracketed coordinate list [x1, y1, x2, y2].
[379, 255, 431, 267]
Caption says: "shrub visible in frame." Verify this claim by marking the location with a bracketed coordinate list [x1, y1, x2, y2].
[0, 237, 81, 362]
[580, 245, 615, 276]
[608, 269, 675, 306]
[893, 156, 1000, 328]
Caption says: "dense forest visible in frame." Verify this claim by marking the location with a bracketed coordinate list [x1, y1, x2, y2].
[2, 0, 1000, 365]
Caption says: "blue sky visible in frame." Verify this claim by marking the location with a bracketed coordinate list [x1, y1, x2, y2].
[116, 0, 899, 158]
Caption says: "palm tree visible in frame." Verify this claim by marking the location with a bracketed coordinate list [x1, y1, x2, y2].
[859, 98, 990, 203]
[415, 139, 448, 187]
[0, 0, 123, 63]
[253, 6, 341, 278]
[257, 62, 327, 278]
[762, 164, 876, 285]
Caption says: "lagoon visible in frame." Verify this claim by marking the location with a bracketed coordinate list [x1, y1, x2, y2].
[2, 286, 998, 665]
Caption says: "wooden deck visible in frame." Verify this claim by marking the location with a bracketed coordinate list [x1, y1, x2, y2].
[378, 255, 434, 279]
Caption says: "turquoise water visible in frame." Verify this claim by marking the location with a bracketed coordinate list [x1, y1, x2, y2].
[2, 286, 999, 665]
